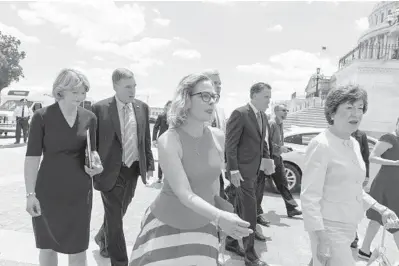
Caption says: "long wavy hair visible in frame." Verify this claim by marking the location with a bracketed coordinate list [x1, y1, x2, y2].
[167, 73, 212, 128]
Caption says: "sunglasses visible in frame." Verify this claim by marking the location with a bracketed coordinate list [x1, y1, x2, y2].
[191, 92, 220, 103]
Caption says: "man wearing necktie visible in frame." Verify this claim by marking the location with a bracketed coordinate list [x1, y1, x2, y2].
[13, 98, 32, 144]
[202, 69, 227, 198]
[91, 68, 154, 266]
[225, 82, 275, 266]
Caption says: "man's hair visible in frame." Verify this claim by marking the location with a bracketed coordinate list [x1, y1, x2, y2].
[274, 104, 287, 113]
[112, 68, 134, 85]
[250, 82, 271, 99]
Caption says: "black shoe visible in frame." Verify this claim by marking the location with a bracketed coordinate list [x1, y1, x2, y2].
[244, 258, 269, 266]
[257, 216, 270, 227]
[358, 249, 371, 260]
[225, 243, 245, 257]
[350, 239, 358, 248]
[287, 209, 302, 218]
[254, 230, 267, 242]
[94, 235, 109, 258]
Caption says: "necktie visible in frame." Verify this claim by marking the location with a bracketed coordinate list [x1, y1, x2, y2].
[256, 112, 262, 133]
[123, 104, 137, 168]
[211, 118, 217, 127]
[21, 106, 25, 118]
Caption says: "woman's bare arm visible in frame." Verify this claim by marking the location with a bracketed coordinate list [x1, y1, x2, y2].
[369, 141, 397, 166]
[24, 156, 41, 194]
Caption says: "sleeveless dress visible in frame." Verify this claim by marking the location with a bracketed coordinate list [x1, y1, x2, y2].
[366, 133, 399, 233]
[26, 103, 97, 254]
[129, 127, 222, 266]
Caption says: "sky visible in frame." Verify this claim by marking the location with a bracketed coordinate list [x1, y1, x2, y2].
[0, 0, 376, 115]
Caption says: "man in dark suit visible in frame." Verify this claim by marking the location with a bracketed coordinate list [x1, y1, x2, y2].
[225, 82, 275, 266]
[350, 129, 370, 248]
[91, 68, 154, 266]
[254, 110, 274, 235]
[152, 100, 171, 182]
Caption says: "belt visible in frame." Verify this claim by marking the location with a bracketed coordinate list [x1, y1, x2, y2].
[122, 161, 138, 168]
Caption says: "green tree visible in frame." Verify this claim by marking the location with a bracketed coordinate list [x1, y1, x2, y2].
[0, 31, 26, 92]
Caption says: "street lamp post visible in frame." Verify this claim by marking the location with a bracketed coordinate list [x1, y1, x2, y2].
[315, 67, 320, 97]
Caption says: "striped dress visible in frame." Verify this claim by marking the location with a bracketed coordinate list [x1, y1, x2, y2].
[130, 128, 223, 266]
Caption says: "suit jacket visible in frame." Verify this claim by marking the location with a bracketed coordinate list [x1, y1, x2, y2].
[214, 106, 227, 133]
[300, 130, 376, 231]
[152, 113, 168, 141]
[351, 130, 370, 177]
[91, 97, 155, 191]
[225, 104, 270, 179]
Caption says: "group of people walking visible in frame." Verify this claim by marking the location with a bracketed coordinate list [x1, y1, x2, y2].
[23, 67, 399, 266]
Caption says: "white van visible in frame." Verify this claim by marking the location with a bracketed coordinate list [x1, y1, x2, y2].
[0, 88, 54, 136]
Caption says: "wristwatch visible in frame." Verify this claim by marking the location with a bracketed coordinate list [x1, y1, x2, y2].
[26, 192, 36, 198]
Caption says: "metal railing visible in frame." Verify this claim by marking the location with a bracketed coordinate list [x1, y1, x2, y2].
[288, 97, 324, 113]
[339, 44, 399, 69]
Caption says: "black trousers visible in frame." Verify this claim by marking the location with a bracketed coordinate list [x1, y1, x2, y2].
[226, 175, 259, 261]
[15, 117, 29, 143]
[219, 174, 227, 199]
[96, 161, 140, 266]
[158, 163, 163, 180]
[271, 155, 298, 212]
[256, 171, 267, 216]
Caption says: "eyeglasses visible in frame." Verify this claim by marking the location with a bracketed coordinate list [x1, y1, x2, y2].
[191, 92, 220, 103]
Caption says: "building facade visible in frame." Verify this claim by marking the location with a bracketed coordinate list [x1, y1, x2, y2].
[334, 1, 399, 135]
[304, 75, 332, 99]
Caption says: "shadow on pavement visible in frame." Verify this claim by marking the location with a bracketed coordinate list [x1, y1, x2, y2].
[92, 250, 110, 266]
[0, 143, 26, 149]
[262, 210, 292, 227]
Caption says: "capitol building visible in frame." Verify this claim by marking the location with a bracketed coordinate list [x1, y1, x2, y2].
[333, 1, 399, 134]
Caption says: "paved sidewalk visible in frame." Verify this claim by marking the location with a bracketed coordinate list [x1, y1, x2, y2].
[0, 145, 398, 265]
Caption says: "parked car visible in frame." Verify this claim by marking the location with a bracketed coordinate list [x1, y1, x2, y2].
[266, 126, 379, 193]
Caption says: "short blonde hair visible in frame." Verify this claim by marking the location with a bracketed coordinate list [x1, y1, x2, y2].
[52, 68, 90, 101]
[168, 73, 211, 128]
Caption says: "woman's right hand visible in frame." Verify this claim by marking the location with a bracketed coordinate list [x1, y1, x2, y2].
[26, 195, 41, 217]
[218, 211, 253, 240]
[315, 230, 331, 264]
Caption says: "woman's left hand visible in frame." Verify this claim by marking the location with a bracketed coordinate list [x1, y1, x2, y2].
[382, 208, 399, 229]
[85, 151, 103, 177]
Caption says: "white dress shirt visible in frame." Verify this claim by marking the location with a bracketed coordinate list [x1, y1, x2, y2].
[212, 106, 227, 133]
[300, 129, 377, 232]
[115, 96, 139, 162]
[13, 105, 32, 118]
[248, 102, 268, 144]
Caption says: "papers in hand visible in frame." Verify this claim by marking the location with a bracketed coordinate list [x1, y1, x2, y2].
[86, 129, 93, 169]
[261, 158, 275, 172]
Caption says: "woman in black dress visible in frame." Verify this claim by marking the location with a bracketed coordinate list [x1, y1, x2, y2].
[24, 68, 103, 266]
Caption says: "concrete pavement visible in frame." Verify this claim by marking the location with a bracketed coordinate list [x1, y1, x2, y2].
[0, 144, 398, 265]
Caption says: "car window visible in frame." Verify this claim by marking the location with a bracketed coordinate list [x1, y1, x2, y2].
[285, 132, 319, 146]
[284, 134, 302, 145]
[301, 133, 319, 146]
[367, 140, 376, 152]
